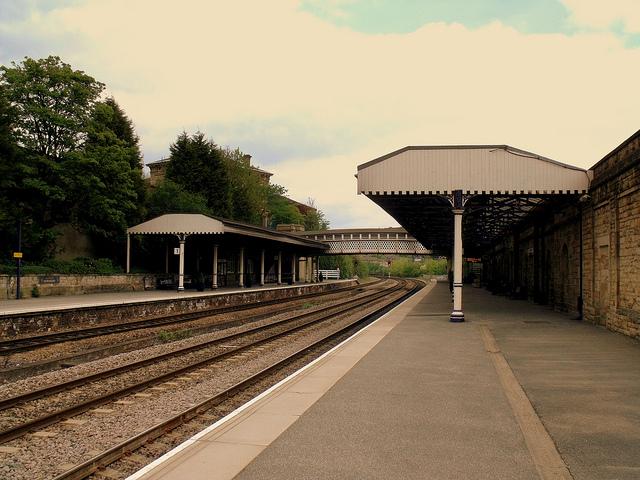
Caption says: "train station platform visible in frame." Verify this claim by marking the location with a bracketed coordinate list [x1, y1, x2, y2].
[0, 280, 351, 316]
[130, 281, 640, 480]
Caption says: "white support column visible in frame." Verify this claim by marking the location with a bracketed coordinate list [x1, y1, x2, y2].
[277, 251, 282, 284]
[313, 256, 318, 282]
[126, 234, 131, 274]
[260, 249, 265, 286]
[291, 253, 297, 283]
[212, 244, 218, 289]
[178, 235, 186, 291]
[239, 247, 245, 287]
[306, 257, 311, 282]
[450, 190, 465, 322]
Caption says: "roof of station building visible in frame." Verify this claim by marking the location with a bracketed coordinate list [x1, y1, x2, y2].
[127, 214, 328, 250]
[357, 145, 592, 195]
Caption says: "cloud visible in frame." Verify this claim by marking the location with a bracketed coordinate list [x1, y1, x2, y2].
[561, 0, 640, 33]
[1, 1, 639, 228]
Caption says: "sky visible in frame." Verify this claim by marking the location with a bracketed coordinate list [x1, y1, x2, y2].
[1, 0, 639, 228]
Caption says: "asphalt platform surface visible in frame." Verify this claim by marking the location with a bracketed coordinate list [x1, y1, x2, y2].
[233, 283, 640, 480]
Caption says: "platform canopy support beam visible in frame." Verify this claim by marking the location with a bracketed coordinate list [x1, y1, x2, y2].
[260, 249, 265, 286]
[239, 247, 245, 287]
[126, 234, 131, 274]
[177, 234, 187, 291]
[450, 190, 464, 322]
[212, 244, 218, 289]
[291, 254, 297, 283]
[277, 251, 282, 285]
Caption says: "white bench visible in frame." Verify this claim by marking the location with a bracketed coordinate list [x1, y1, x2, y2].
[316, 269, 340, 280]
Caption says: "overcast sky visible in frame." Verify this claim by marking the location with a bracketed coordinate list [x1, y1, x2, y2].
[1, 0, 639, 227]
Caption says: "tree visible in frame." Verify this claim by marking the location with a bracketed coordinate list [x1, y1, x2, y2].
[303, 198, 330, 230]
[266, 184, 304, 227]
[90, 97, 146, 222]
[166, 132, 231, 217]
[221, 147, 268, 224]
[0, 56, 105, 250]
[63, 99, 144, 252]
[0, 85, 20, 258]
[0, 56, 104, 159]
[147, 179, 211, 218]
[0, 84, 59, 260]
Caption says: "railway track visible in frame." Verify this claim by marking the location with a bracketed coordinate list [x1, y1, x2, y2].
[0, 280, 382, 356]
[0, 279, 407, 445]
[49, 278, 422, 480]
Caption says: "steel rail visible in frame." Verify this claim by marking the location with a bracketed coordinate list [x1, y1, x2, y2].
[0, 279, 390, 412]
[52, 280, 422, 480]
[0, 280, 383, 355]
[0, 281, 407, 444]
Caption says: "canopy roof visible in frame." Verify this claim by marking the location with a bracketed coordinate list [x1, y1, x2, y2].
[128, 214, 224, 235]
[127, 214, 328, 250]
[357, 145, 591, 195]
[357, 146, 593, 255]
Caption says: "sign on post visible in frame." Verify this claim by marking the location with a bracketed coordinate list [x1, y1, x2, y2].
[13, 252, 22, 259]
[173, 248, 181, 255]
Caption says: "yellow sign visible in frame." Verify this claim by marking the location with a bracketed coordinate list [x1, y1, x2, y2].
[13, 252, 23, 259]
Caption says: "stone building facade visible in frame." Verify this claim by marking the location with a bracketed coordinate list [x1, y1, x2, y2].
[582, 131, 640, 337]
[484, 130, 639, 339]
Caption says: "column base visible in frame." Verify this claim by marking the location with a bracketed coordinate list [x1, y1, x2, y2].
[177, 287, 185, 292]
[449, 311, 465, 322]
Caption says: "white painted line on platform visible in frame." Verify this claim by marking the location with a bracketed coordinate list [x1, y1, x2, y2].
[126, 281, 433, 480]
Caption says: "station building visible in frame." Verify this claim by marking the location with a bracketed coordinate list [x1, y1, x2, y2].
[126, 214, 327, 290]
[357, 129, 640, 339]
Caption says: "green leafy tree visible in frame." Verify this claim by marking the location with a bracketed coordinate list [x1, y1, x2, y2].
[303, 198, 329, 230]
[63, 99, 145, 254]
[0, 85, 59, 260]
[267, 184, 304, 227]
[147, 179, 211, 218]
[166, 132, 231, 217]
[0, 86, 21, 258]
[98, 97, 146, 220]
[0, 56, 105, 257]
[221, 147, 268, 224]
[0, 55, 104, 159]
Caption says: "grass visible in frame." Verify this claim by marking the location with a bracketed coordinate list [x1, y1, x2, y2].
[157, 329, 192, 343]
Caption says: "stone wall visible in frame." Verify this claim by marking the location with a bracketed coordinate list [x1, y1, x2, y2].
[484, 130, 639, 339]
[0, 274, 156, 300]
[0, 280, 357, 338]
[581, 131, 640, 337]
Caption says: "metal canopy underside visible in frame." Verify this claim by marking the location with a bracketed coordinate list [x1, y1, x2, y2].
[358, 145, 592, 256]
[369, 194, 573, 255]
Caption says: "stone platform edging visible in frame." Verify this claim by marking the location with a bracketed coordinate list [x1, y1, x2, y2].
[0, 281, 357, 339]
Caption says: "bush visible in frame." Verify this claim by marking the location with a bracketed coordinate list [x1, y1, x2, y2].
[318, 255, 354, 278]
[354, 260, 369, 279]
[0, 257, 122, 275]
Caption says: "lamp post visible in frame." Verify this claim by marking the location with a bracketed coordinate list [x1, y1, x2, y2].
[15, 219, 22, 300]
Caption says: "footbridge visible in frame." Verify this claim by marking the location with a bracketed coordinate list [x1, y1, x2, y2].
[296, 228, 431, 255]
